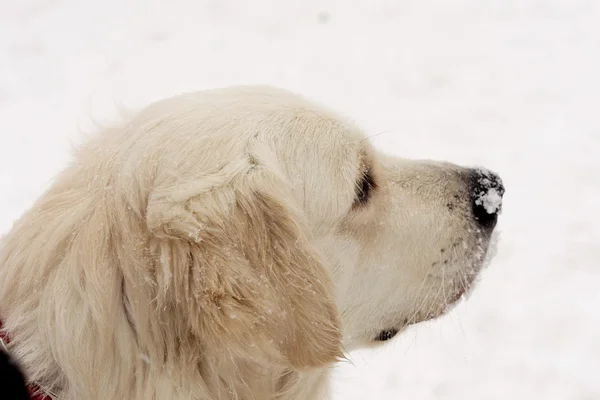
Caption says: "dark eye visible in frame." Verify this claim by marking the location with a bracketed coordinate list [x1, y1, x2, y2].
[375, 329, 398, 341]
[353, 168, 376, 207]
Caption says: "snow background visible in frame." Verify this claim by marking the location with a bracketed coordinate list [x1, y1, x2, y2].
[1, 0, 599, 398]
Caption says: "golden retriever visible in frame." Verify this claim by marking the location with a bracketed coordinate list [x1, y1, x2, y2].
[0, 86, 504, 399]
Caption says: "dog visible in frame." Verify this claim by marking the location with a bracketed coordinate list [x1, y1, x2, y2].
[0, 85, 504, 399]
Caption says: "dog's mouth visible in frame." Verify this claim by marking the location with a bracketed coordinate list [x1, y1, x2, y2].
[372, 228, 501, 344]
[414, 283, 474, 325]
[374, 277, 477, 342]
[400, 279, 475, 331]
[411, 230, 500, 325]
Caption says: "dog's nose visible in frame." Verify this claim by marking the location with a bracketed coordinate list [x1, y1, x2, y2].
[469, 168, 505, 229]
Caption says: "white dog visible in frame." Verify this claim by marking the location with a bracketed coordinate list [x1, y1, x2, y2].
[0, 86, 504, 400]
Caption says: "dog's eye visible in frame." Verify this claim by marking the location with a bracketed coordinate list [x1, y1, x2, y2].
[353, 168, 375, 208]
[375, 329, 398, 341]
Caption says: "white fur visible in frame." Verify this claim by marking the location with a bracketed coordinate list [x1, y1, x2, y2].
[0, 86, 499, 399]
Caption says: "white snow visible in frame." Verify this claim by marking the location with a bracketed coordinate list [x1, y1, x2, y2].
[472, 168, 504, 214]
[475, 188, 503, 214]
[1, 1, 599, 399]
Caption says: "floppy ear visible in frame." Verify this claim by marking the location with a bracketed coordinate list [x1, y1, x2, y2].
[146, 156, 342, 369]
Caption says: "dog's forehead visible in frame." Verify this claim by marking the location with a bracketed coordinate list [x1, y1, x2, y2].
[259, 118, 367, 230]
[263, 108, 364, 169]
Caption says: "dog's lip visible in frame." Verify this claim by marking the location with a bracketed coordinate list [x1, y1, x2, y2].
[441, 272, 480, 313]
[414, 292, 466, 324]
[449, 283, 469, 304]
[405, 239, 492, 327]
[410, 275, 476, 325]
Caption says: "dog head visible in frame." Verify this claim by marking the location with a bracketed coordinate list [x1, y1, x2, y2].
[142, 86, 504, 355]
[0, 85, 504, 399]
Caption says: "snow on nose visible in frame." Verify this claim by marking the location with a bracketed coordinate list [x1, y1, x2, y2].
[470, 168, 505, 229]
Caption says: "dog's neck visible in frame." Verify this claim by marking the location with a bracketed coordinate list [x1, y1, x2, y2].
[196, 354, 331, 400]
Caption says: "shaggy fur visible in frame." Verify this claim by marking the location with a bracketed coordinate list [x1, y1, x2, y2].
[0, 86, 502, 399]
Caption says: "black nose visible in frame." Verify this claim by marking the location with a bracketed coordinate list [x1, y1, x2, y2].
[469, 168, 505, 229]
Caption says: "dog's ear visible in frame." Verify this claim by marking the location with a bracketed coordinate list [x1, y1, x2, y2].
[146, 156, 342, 369]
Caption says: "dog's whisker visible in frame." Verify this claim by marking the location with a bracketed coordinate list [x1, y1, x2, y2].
[359, 130, 398, 143]
[404, 259, 442, 324]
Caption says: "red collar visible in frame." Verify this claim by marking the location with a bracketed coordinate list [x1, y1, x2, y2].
[0, 320, 51, 400]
